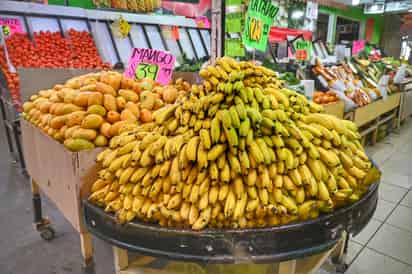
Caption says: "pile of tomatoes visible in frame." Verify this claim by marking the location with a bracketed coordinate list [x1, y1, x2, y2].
[0, 29, 111, 111]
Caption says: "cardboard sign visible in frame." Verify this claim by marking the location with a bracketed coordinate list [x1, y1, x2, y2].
[225, 38, 245, 57]
[352, 40, 365, 55]
[0, 18, 23, 36]
[225, 12, 243, 33]
[125, 48, 176, 85]
[242, 0, 278, 51]
[295, 40, 311, 61]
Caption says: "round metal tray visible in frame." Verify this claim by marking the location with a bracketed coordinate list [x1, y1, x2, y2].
[83, 182, 378, 264]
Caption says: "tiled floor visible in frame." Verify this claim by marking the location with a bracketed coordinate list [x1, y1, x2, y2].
[338, 121, 412, 274]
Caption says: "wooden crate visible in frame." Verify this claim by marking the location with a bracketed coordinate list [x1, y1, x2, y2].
[323, 101, 345, 118]
[353, 93, 401, 127]
[21, 119, 102, 233]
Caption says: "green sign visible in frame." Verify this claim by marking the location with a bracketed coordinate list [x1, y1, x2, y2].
[242, 0, 278, 51]
[225, 38, 245, 57]
[225, 12, 243, 33]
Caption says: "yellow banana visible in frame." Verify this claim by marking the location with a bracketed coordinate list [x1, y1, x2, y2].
[224, 190, 236, 217]
[318, 181, 330, 201]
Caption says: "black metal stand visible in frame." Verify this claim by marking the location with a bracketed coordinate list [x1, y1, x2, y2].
[31, 180, 55, 241]
[83, 182, 379, 264]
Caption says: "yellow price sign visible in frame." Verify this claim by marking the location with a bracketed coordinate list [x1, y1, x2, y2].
[249, 17, 263, 42]
[111, 16, 130, 39]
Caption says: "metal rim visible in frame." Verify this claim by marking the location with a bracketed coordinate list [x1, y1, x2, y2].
[83, 182, 379, 263]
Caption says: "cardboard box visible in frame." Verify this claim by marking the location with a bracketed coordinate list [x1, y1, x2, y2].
[19, 68, 102, 233]
[353, 93, 401, 127]
[323, 101, 345, 118]
[21, 119, 101, 233]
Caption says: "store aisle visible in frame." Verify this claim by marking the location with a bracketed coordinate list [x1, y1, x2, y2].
[335, 121, 412, 274]
[2, 121, 412, 274]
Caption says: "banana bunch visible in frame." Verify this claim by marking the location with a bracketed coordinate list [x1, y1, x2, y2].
[88, 57, 379, 230]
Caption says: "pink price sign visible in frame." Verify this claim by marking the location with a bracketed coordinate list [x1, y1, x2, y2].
[0, 18, 23, 36]
[352, 40, 365, 56]
[125, 48, 175, 85]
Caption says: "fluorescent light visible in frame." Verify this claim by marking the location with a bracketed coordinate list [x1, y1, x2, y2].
[371, 5, 379, 12]
[352, 0, 360, 6]
[409, 9, 412, 12]
[291, 10, 304, 20]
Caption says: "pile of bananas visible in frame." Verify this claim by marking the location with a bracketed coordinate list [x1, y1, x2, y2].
[89, 57, 378, 230]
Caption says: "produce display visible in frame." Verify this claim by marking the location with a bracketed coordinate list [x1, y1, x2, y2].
[313, 91, 340, 105]
[0, 30, 110, 110]
[313, 59, 377, 109]
[22, 71, 190, 151]
[88, 57, 378, 230]
[93, 0, 161, 12]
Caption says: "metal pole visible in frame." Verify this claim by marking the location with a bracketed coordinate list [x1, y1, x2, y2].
[220, 0, 225, 58]
[211, 0, 223, 61]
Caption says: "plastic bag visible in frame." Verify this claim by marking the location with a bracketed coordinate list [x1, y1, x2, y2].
[330, 89, 357, 112]
[330, 79, 346, 92]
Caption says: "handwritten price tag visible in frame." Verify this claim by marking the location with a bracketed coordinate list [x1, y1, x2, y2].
[296, 49, 308, 61]
[294, 40, 311, 61]
[0, 18, 23, 36]
[125, 48, 176, 85]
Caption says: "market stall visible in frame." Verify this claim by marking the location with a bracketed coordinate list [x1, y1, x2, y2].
[0, 0, 211, 170]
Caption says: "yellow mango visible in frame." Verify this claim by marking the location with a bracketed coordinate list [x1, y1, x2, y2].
[87, 105, 107, 117]
[64, 138, 95, 151]
[71, 128, 97, 141]
[66, 111, 87, 127]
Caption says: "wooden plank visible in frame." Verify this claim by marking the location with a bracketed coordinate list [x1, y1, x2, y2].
[323, 101, 345, 118]
[21, 119, 102, 232]
[113, 247, 129, 272]
[278, 260, 296, 274]
[80, 232, 94, 264]
[295, 249, 334, 274]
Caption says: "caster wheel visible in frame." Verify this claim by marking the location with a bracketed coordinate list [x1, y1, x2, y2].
[335, 263, 348, 273]
[39, 226, 55, 241]
[82, 260, 95, 274]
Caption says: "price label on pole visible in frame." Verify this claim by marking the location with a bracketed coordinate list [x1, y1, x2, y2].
[352, 40, 365, 56]
[0, 18, 23, 37]
[242, 0, 279, 52]
[125, 48, 176, 85]
[294, 40, 311, 61]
